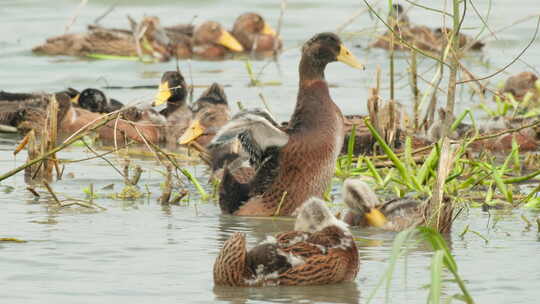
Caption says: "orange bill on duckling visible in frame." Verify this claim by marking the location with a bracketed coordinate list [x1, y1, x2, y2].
[212, 32, 365, 216]
[213, 198, 359, 286]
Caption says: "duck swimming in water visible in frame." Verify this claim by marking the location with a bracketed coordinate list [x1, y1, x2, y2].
[231, 12, 281, 54]
[213, 197, 358, 286]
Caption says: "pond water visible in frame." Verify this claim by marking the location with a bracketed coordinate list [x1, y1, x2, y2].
[1, 0, 540, 303]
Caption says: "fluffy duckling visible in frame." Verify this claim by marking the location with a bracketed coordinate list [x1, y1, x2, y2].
[178, 83, 231, 147]
[214, 33, 364, 216]
[341, 179, 426, 231]
[231, 12, 281, 54]
[214, 197, 358, 286]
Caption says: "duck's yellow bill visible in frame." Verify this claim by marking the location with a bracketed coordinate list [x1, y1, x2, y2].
[153, 82, 171, 107]
[178, 119, 204, 145]
[337, 45, 365, 70]
[365, 208, 387, 228]
[218, 30, 244, 52]
[70, 94, 80, 104]
[262, 23, 277, 36]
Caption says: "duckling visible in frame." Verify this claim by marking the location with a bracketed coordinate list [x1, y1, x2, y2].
[148, 70, 191, 149]
[231, 12, 281, 54]
[213, 33, 364, 216]
[214, 197, 358, 286]
[178, 83, 231, 147]
[341, 179, 425, 231]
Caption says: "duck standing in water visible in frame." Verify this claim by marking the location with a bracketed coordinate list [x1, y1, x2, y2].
[214, 198, 358, 286]
[213, 32, 364, 216]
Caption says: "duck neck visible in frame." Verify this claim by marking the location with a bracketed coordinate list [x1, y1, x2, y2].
[289, 56, 332, 132]
[298, 56, 327, 87]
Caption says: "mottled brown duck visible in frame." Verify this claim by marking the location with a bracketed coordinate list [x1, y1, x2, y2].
[371, 4, 484, 53]
[214, 198, 359, 286]
[33, 17, 243, 61]
[213, 32, 364, 216]
[33, 16, 172, 61]
[231, 12, 281, 54]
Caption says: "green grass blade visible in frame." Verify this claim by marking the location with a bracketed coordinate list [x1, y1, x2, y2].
[429, 250, 445, 304]
[364, 118, 418, 190]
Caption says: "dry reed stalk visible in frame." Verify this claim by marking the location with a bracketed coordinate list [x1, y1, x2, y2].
[0, 112, 120, 183]
[425, 0, 463, 233]
[160, 165, 173, 204]
[409, 49, 420, 130]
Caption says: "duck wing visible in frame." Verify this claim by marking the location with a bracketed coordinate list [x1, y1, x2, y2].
[272, 254, 343, 286]
[210, 109, 288, 169]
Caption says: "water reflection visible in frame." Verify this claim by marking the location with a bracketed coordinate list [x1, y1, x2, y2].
[213, 281, 360, 304]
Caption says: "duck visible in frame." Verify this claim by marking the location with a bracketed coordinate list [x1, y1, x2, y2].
[371, 4, 484, 53]
[33, 17, 244, 61]
[0, 88, 123, 114]
[189, 21, 244, 60]
[33, 16, 172, 61]
[70, 88, 124, 113]
[212, 32, 364, 216]
[341, 178, 424, 231]
[502, 71, 539, 101]
[231, 12, 281, 54]
[178, 83, 231, 147]
[9, 91, 161, 145]
[213, 197, 359, 286]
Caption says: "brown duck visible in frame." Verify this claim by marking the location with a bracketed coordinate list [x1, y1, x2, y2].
[214, 198, 359, 286]
[231, 12, 281, 54]
[371, 4, 484, 53]
[212, 32, 364, 216]
[33, 17, 243, 61]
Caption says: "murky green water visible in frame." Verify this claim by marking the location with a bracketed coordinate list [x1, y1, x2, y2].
[1, 0, 540, 303]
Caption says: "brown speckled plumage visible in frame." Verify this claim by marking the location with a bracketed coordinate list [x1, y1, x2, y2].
[213, 199, 359, 286]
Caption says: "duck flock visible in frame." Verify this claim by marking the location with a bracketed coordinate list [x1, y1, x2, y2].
[2, 4, 540, 288]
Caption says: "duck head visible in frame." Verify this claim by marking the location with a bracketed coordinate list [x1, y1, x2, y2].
[300, 33, 364, 82]
[342, 179, 388, 228]
[232, 12, 280, 51]
[70, 88, 108, 113]
[179, 83, 229, 146]
[152, 71, 188, 107]
[294, 197, 348, 233]
[388, 4, 409, 26]
[194, 21, 244, 52]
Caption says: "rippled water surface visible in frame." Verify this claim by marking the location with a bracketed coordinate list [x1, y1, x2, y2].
[1, 0, 540, 303]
